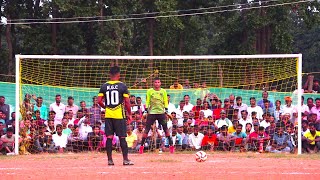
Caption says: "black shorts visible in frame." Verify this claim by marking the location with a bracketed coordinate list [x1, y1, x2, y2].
[105, 118, 127, 137]
[146, 114, 168, 131]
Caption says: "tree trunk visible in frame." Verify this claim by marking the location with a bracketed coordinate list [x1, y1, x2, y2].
[6, 17, 13, 75]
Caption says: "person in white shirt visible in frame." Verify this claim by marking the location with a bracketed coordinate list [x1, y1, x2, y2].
[247, 97, 263, 121]
[131, 96, 145, 114]
[294, 96, 309, 121]
[188, 125, 204, 150]
[167, 95, 176, 114]
[49, 94, 66, 125]
[79, 118, 93, 141]
[234, 96, 248, 117]
[65, 96, 79, 119]
[239, 110, 252, 132]
[260, 113, 271, 129]
[175, 100, 186, 121]
[183, 95, 194, 112]
[282, 96, 295, 123]
[274, 100, 284, 122]
[215, 110, 232, 128]
[200, 101, 213, 118]
[52, 124, 68, 153]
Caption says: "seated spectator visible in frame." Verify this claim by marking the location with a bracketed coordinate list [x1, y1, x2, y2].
[223, 98, 235, 120]
[228, 120, 238, 134]
[88, 125, 104, 152]
[286, 126, 297, 151]
[37, 125, 53, 153]
[201, 126, 217, 151]
[215, 110, 232, 128]
[265, 120, 277, 139]
[245, 123, 253, 136]
[47, 119, 56, 135]
[260, 113, 272, 129]
[52, 124, 68, 153]
[217, 125, 235, 151]
[177, 126, 188, 150]
[34, 110, 45, 127]
[74, 109, 85, 126]
[188, 125, 204, 150]
[79, 118, 92, 141]
[0, 127, 15, 155]
[232, 124, 247, 149]
[192, 98, 203, 119]
[164, 127, 182, 152]
[170, 80, 183, 89]
[200, 101, 213, 118]
[61, 119, 72, 136]
[195, 111, 206, 127]
[231, 109, 240, 121]
[125, 125, 137, 152]
[175, 100, 185, 123]
[248, 125, 270, 152]
[67, 125, 84, 152]
[266, 126, 291, 153]
[6, 112, 15, 129]
[281, 113, 294, 129]
[0, 122, 6, 137]
[239, 110, 252, 132]
[19, 127, 31, 155]
[303, 123, 320, 153]
[212, 100, 223, 120]
[133, 123, 148, 151]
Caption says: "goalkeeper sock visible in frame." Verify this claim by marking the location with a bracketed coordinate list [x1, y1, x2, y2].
[106, 138, 113, 160]
[120, 138, 129, 161]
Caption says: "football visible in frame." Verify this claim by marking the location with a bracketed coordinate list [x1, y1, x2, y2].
[195, 151, 208, 162]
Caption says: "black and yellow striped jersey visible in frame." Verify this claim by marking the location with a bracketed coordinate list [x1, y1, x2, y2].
[98, 81, 129, 119]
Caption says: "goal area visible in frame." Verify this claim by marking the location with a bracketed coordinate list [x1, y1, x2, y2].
[14, 54, 303, 155]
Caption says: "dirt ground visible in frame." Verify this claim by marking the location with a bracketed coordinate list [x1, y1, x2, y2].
[1, 152, 320, 180]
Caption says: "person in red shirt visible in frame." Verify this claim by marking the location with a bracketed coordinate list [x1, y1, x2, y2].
[192, 98, 203, 119]
[248, 125, 270, 152]
[213, 100, 223, 120]
[201, 126, 217, 150]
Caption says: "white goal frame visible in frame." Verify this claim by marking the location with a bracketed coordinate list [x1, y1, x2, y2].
[15, 54, 303, 155]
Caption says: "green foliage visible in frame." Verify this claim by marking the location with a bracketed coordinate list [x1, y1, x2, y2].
[1, 0, 320, 81]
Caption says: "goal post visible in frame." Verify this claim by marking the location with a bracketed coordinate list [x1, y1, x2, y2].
[15, 54, 303, 155]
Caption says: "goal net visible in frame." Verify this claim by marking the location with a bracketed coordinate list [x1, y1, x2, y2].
[14, 55, 303, 154]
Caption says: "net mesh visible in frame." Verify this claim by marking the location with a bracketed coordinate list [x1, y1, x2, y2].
[17, 55, 300, 154]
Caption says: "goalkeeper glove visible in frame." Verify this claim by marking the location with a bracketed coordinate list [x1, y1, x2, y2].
[165, 108, 168, 114]
[144, 108, 148, 114]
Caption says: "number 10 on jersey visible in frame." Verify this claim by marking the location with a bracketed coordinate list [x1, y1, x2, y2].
[106, 90, 119, 105]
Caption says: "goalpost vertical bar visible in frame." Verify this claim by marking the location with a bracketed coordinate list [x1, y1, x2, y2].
[297, 54, 303, 155]
[15, 55, 21, 155]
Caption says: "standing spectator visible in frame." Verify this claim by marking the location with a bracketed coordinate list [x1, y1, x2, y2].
[262, 100, 275, 116]
[266, 126, 291, 153]
[310, 98, 320, 121]
[80, 101, 88, 113]
[34, 97, 48, 121]
[234, 96, 248, 118]
[65, 96, 79, 120]
[89, 96, 101, 125]
[239, 110, 252, 132]
[229, 94, 235, 108]
[213, 100, 223, 120]
[188, 125, 204, 150]
[52, 124, 68, 153]
[223, 98, 234, 120]
[303, 123, 320, 153]
[282, 96, 295, 123]
[131, 97, 145, 115]
[183, 79, 191, 89]
[306, 98, 315, 112]
[0, 96, 10, 121]
[274, 100, 283, 122]
[247, 97, 263, 121]
[217, 125, 235, 151]
[192, 98, 203, 119]
[88, 125, 104, 152]
[49, 94, 66, 125]
[167, 95, 176, 114]
[170, 80, 183, 89]
[183, 95, 194, 112]
[294, 96, 310, 121]
[257, 91, 274, 109]
[303, 75, 320, 93]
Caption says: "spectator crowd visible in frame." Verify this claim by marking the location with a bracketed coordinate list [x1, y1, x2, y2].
[0, 80, 320, 155]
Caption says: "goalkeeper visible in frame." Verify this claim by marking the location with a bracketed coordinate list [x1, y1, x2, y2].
[139, 77, 174, 153]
